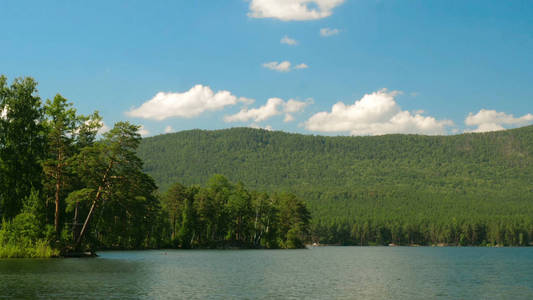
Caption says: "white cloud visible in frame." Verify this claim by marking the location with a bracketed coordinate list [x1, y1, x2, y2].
[466, 123, 505, 133]
[239, 97, 255, 105]
[320, 27, 340, 37]
[0, 107, 7, 119]
[248, 0, 345, 21]
[281, 35, 298, 46]
[305, 89, 453, 135]
[127, 85, 249, 120]
[262, 61, 292, 72]
[138, 125, 150, 137]
[465, 109, 533, 133]
[77, 119, 109, 137]
[262, 61, 308, 72]
[225, 98, 311, 123]
[225, 98, 283, 123]
[97, 121, 110, 135]
[284, 98, 312, 113]
[164, 125, 174, 134]
[284, 99, 313, 122]
[284, 114, 295, 122]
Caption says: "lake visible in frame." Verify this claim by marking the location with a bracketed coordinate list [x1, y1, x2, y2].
[1, 247, 532, 299]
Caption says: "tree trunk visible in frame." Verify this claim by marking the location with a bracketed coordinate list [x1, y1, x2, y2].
[75, 185, 102, 248]
[54, 175, 60, 234]
[172, 215, 176, 240]
[54, 149, 62, 236]
[74, 160, 113, 249]
[72, 201, 79, 241]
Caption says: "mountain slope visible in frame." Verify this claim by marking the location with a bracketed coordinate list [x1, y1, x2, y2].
[138, 126, 533, 245]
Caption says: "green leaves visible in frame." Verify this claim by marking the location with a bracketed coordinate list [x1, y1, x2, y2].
[0, 75, 166, 254]
[161, 175, 311, 249]
[0, 76, 46, 220]
[65, 188, 95, 213]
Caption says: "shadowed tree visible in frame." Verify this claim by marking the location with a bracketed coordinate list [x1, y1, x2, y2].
[0, 76, 46, 220]
[72, 122, 144, 250]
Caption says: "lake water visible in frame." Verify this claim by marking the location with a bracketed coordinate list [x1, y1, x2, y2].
[1, 247, 532, 299]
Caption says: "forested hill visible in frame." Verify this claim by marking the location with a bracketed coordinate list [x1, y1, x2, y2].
[139, 126, 533, 193]
[138, 126, 533, 245]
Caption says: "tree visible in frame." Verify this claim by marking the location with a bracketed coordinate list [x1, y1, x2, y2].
[225, 182, 253, 243]
[177, 195, 196, 248]
[72, 121, 144, 250]
[0, 75, 170, 256]
[275, 193, 311, 248]
[163, 182, 188, 241]
[43, 94, 79, 236]
[0, 76, 46, 220]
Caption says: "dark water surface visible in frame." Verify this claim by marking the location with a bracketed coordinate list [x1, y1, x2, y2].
[1, 247, 532, 299]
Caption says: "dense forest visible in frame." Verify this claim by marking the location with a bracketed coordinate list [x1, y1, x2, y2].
[2, 75, 532, 257]
[138, 126, 533, 246]
[162, 176, 310, 249]
[0, 76, 310, 257]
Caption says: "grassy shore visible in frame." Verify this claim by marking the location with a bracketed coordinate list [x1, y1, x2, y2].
[0, 240, 59, 258]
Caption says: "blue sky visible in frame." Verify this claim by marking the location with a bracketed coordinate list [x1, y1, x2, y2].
[1, 0, 532, 136]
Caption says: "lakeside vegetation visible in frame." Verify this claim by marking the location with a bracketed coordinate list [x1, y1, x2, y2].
[2, 75, 533, 257]
[0, 76, 310, 257]
[163, 176, 310, 249]
[138, 126, 533, 247]
[0, 75, 167, 257]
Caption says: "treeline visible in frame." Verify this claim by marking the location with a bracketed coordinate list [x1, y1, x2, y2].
[162, 175, 310, 249]
[313, 218, 533, 246]
[0, 76, 166, 257]
[138, 127, 533, 246]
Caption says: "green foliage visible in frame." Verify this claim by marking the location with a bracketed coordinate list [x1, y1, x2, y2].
[0, 76, 46, 220]
[42, 93, 83, 235]
[138, 126, 533, 246]
[68, 121, 165, 251]
[0, 189, 58, 258]
[163, 175, 310, 249]
[0, 75, 168, 256]
[3, 73, 532, 254]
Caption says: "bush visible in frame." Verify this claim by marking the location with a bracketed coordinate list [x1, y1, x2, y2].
[0, 240, 58, 258]
[0, 190, 58, 258]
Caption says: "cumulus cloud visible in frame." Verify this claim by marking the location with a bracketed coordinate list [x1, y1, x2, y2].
[239, 97, 255, 106]
[305, 89, 453, 135]
[138, 125, 149, 137]
[281, 35, 298, 46]
[225, 98, 283, 122]
[127, 85, 249, 120]
[465, 109, 533, 133]
[284, 98, 312, 113]
[248, 0, 345, 21]
[262, 61, 292, 72]
[320, 27, 340, 37]
[262, 61, 309, 72]
[98, 121, 110, 135]
[164, 125, 174, 134]
[225, 98, 311, 123]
